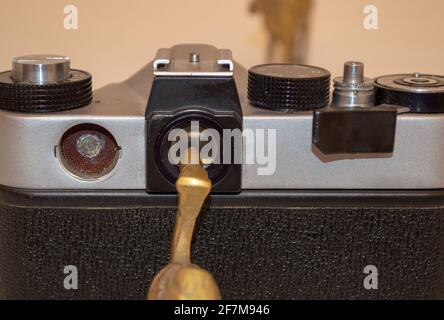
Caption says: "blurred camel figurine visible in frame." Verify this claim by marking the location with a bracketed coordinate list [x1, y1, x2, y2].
[250, 0, 313, 63]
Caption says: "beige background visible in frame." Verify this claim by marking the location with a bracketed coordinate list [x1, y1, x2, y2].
[0, 0, 443, 89]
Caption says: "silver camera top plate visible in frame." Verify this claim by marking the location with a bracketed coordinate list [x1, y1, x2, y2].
[1, 44, 444, 190]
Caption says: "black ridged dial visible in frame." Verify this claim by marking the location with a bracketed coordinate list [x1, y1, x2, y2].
[248, 63, 331, 111]
[375, 73, 444, 113]
[0, 69, 92, 113]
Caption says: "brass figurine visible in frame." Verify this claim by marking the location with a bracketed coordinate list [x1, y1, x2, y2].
[148, 148, 221, 300]
[250, 0, 313, 63]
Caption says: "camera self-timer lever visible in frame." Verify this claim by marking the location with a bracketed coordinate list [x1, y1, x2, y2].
[148, 148, 221, 300]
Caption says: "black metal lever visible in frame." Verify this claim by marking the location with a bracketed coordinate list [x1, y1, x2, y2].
[312, 105, 398, 155]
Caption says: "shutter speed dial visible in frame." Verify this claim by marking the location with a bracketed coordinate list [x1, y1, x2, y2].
[0, 54, 92, 113]
[248, 63, 331, 112]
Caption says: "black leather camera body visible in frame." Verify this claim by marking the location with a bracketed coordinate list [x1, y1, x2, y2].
[1, 44, 444, 299]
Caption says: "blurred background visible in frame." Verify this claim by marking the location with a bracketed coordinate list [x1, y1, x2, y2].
[0, 0, 443, 89]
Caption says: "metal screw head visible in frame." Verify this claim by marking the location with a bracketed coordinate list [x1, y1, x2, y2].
[76, 134, 105, 159]
[189, 52, 200, 63]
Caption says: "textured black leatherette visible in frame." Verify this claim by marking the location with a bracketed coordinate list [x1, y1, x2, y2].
[1, 189, 444, 300]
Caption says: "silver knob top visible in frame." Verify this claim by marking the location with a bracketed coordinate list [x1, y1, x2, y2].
[11, 55, 71, 84]
[343, 61, 364, 84]
[333, 61, 374, 108]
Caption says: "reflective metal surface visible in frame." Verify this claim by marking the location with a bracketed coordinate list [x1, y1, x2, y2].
[153, 44, 233, 77]
[376, 73, 444, 93]
[332, 61, 374, 108]
[11, 55, 71, 84]
[1, 44, 444, 190]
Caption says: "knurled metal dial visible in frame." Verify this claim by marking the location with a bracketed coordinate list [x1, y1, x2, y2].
[0, 55, 93, 113]
[375, 73, 444, 113]
[248, 64, 331, 112]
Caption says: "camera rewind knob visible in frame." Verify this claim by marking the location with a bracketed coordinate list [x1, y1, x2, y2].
[375, 73, 444, 113]
[0, 55, 92, 113]
[248, 63, 331, 111]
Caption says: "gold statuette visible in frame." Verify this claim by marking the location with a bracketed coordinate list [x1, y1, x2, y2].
[148, 148, 221, 300]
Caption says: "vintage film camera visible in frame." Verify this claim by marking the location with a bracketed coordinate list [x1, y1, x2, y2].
[0, 44, 444, 299]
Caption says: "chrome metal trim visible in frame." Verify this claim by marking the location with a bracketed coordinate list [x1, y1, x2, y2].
[153, 44, 233, 77]
[1, 44, 444, 190]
